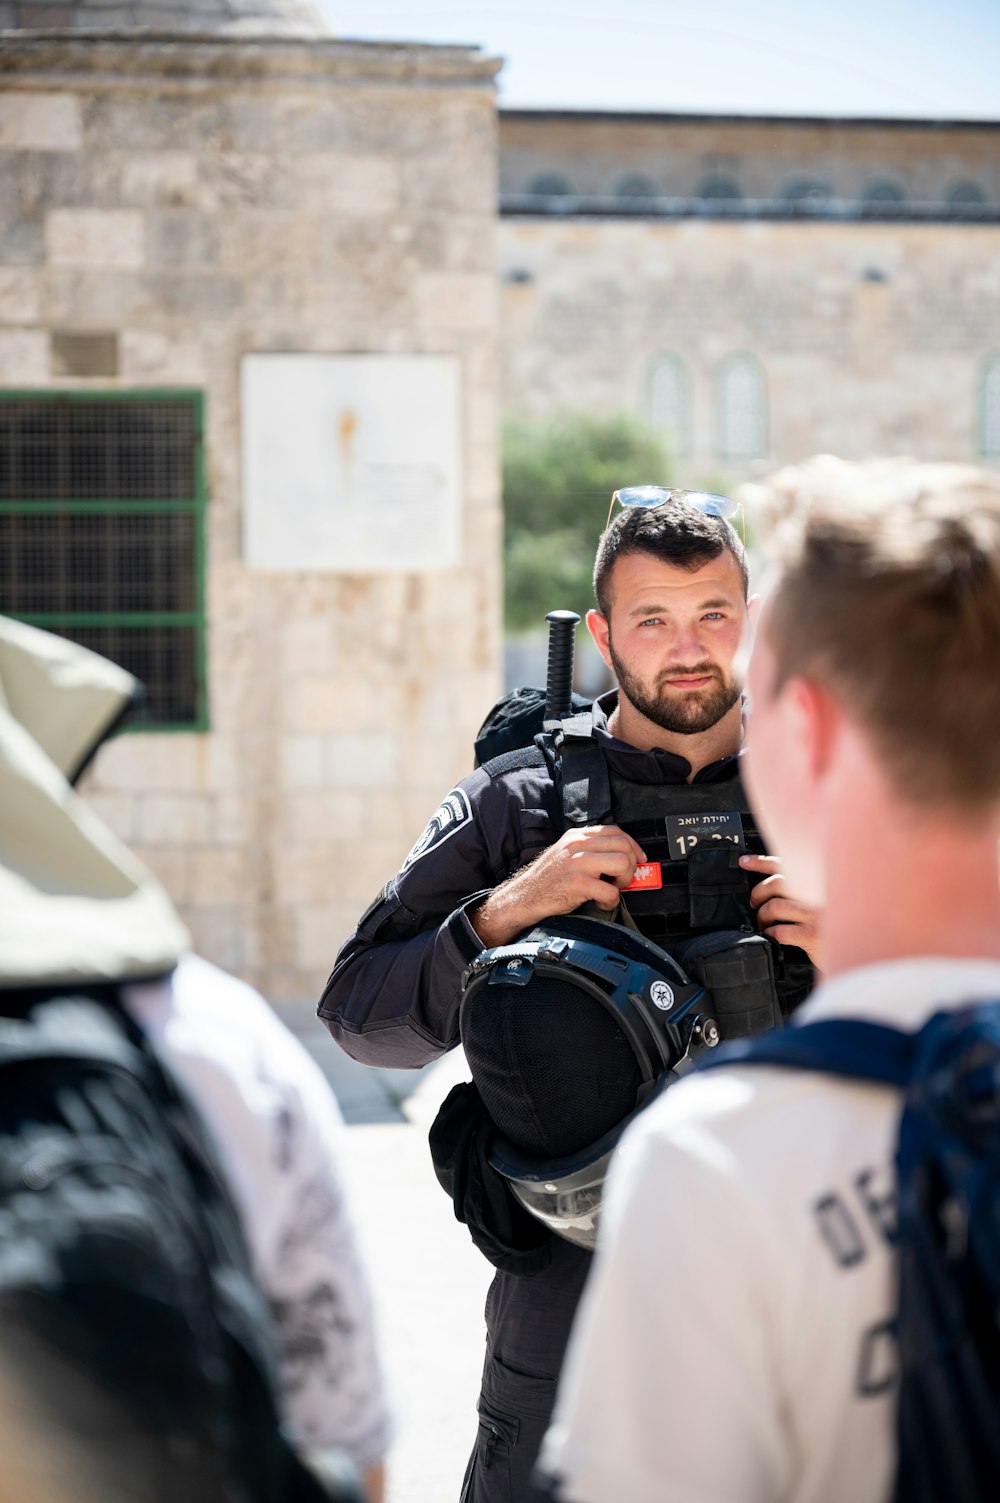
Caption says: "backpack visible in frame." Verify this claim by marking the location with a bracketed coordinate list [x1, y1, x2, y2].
[0, 988, 363, 1503]
[699, 1001, 1000, 1503]
[473, 686, 592, 767]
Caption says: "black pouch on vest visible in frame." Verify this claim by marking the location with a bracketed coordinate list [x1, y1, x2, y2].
[686, 842, 752, 930]
[674, 930, 780, 1040]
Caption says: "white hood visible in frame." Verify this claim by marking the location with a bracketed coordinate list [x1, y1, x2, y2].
[0, 617, 189, 988]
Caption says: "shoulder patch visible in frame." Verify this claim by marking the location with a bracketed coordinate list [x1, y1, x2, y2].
[400, 788, 474, 871]
[480, 745, 546, 781]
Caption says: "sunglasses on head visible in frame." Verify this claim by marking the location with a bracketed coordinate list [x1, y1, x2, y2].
[607, 486, 745, 544]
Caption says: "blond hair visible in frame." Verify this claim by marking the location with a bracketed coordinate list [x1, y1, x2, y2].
[743, 457, 1000, 810]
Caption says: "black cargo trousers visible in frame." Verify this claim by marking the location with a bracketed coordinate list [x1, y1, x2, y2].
[461, 1238, 591, 1503]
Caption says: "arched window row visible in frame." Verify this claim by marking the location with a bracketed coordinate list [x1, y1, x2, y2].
[647, 354, 1000, 464]
[644, 352, 768, 461]
[518, 173, 992, 210]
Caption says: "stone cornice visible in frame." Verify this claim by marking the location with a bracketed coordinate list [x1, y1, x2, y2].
[0, 34, 503, 90]
[499, 107, 1000, 133]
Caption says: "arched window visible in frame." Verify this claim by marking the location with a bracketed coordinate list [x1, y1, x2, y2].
[645, 354, 691, 458]
[780, 177, 829, 209]
[613, 173, 659, 200]
[862, 178, 907, 210]
[978, 354, 1000, 457]
[525, 172, 574, 198]
[695, 173, 742, 202]
[947, 179, 988, 209]
[716, 353, 767, 460]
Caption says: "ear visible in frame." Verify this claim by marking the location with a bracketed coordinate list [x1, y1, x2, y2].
[787, 676, 841, 782]
[746, 592, 761, 623]
[586, 608, 613, 671]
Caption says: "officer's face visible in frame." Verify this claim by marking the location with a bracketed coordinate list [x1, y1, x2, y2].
[589, 551, 749, 736]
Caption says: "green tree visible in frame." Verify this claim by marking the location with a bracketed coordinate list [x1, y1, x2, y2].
[502, 412, 672, 631]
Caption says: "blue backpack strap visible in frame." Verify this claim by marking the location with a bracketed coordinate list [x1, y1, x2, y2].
[695, 1018, 915, 1089]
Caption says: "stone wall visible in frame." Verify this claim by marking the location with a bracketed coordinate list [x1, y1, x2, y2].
[499, 214, 1000, 479]
[0, 35, 502, 1005]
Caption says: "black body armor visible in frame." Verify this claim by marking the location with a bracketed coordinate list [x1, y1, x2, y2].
[544, 713, 813, 1027]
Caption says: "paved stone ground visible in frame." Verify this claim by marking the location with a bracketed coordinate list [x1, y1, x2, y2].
[290, 1012, 493, 1503]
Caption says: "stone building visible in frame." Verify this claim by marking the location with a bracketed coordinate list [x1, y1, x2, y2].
[3, 18, 999, 1005]
[0, 0, 502, 1004]
[498, 110, 1000, 479]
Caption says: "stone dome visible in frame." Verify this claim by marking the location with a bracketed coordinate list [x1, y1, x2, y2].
[6, 0, 331, 37]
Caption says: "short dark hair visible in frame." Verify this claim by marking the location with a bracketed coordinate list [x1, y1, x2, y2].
[593, 493, 749, 616]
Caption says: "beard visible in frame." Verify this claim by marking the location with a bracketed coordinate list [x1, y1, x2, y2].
[608, 640, 742, 736]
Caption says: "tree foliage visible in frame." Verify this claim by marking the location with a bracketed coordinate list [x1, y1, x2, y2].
[502, 412, 673, 632]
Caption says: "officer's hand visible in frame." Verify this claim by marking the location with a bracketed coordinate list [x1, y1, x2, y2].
[470, 824, 646, 948]
[739, 853, 824, 972]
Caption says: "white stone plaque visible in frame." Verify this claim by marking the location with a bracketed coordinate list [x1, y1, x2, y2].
[241, 354, 462, 572]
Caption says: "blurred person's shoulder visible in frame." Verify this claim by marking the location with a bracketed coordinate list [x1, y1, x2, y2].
[127, 953, 339, 1111]
[122, 957, 349, 1251]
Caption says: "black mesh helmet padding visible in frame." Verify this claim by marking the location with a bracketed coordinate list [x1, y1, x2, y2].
[463, 972, 643, 1159]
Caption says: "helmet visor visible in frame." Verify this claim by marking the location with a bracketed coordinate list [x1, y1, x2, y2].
[488, 1101, 662, 1250]
[505, 1151, 613, 1250]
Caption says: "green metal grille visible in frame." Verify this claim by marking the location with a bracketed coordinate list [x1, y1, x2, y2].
[0, 392, 207, 730]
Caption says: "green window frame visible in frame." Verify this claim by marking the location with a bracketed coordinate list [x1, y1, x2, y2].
[0, 389, 208, 732]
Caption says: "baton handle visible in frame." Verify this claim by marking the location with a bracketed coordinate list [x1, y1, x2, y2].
[544, 610, 581, 722]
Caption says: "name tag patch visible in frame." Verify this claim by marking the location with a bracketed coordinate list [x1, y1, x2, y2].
[665, 811, 745, 860]
[623, 862, 663, 892]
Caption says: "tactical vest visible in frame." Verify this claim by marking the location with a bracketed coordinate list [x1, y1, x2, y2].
[545, 713, 812, 1021]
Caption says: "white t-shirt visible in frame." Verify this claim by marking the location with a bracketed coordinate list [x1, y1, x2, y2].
[122, 953, 391, 1470]
[540, 957, 1000, 1503]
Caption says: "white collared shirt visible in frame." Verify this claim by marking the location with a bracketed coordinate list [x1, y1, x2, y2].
[541, 958, 1000, 1503]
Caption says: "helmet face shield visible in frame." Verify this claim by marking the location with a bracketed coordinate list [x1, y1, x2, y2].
[508, 1171, 605, 1250]
[490, 1117, 651, 1250]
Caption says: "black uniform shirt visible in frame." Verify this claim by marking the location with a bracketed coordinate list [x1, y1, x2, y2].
[318, 692, 744, 1068]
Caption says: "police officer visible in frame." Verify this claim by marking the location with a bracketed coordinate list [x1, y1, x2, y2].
[319, 489, 822, 1502]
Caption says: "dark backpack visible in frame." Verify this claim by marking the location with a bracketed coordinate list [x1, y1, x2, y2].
[473, 686, 592, 767]
[699, 1002, 1000, 1503]
[0, 989, 363, 1503]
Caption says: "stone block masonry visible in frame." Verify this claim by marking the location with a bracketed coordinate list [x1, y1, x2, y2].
[1, 33, 502, 1008]
[499, 215, 1000, 476]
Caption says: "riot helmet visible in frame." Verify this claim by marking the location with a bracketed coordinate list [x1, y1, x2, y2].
[459, 914, 719, 1249]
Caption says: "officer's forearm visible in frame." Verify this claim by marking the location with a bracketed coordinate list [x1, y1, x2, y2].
[469, 874, 543, 949]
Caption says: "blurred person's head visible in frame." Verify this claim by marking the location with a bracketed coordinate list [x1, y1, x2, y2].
[0, 1316, 168, 1503]
[0, 1293, 241, 1503]
[742, 457, 1000, 905]
[589, 492, 751, 740]
[0, 1349, 78, 1503]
